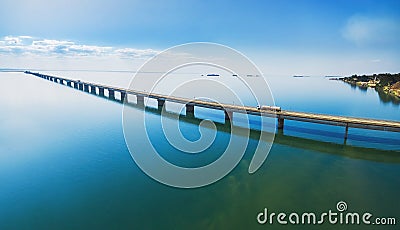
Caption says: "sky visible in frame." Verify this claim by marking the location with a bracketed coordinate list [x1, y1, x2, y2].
[0, 0, 399, 76]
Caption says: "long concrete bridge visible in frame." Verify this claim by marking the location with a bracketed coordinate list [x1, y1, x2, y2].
[25, 71, 400, 140]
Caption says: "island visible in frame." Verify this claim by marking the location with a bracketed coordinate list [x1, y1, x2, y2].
[338, 73, 400, 98]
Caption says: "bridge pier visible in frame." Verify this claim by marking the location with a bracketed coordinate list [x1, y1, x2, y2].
[224, 110, 233, 122]
[344, 123, 349, 141]
[67, 81, 72, 87]
[186, 104, 195, 117]
[278, 115, 285, 130]
[120, 92, 126, 102]
[158, 99, 165, 110]
[84, 84, 89, 92]
[99, 88, 105, 96]
[90, 85, 96, 94]
[137, 95, 144, 106]
[109, 89, 115, 99]
[78, 83, 83, 90]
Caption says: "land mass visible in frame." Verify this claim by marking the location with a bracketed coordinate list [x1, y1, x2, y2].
[338, 73, 400, 99]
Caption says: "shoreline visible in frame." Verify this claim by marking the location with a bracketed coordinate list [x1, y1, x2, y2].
[338, 73, 400, 99]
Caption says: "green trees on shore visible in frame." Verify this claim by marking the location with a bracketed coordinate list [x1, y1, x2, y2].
[343, 73, 400, 87]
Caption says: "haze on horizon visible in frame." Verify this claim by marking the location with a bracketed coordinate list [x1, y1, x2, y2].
[0, 0, 399, 76]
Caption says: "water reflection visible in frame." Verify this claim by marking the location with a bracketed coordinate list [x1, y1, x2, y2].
[375, 87, 400, 105]
[341, 80, 399, 105]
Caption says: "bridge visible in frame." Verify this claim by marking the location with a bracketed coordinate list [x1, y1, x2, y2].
[25, 71, 400, 141]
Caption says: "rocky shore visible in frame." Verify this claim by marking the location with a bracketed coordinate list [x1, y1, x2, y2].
[339, 73, 400, 98]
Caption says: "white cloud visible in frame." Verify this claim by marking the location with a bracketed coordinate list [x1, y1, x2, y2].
[342, 15, 400, 46]
[0, 35, 158, 58]
[114, 48, 159, 58]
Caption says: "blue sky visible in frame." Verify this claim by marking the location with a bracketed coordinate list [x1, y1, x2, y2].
[0, 0, 399, 75]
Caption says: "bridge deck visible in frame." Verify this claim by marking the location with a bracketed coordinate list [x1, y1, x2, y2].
[26, 71, 400, 132]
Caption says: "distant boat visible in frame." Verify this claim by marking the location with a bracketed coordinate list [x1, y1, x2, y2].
[293, 75, 310, 78]
[206, 74, 220, 77]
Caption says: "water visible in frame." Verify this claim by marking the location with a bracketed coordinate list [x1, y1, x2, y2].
[0, 71, 399, 229]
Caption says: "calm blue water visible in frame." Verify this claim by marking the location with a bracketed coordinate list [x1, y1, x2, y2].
[0, 71, 399, 229]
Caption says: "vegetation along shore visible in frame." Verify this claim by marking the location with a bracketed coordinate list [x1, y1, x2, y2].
[336, 73, 400, 99]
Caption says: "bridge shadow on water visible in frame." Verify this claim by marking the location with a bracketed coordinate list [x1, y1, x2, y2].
[57, 78, 400, 164]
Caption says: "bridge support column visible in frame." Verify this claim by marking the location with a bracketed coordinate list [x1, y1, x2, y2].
[78, 83, 83, 90]
[224, 110, 233, 122]
[158, 99, 165, 110]
[109, 89, 115, 99]
[137, 95, 144, 106]
[344, 123, 349, 141]
[99, 88, 105, 96]
[120, 92, 126, 102]
[90, 85, 96, 94]
[67, 81, 72, 87]
[186, 104, 194, 117]
[84, 84, 89, 92]
[277, 115, 285, 130]
[58, 79, 63, 84]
